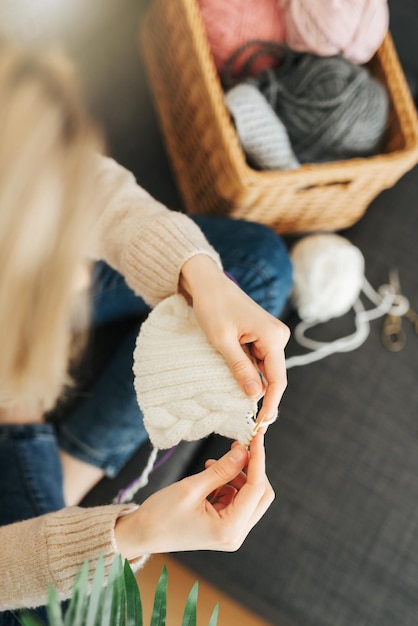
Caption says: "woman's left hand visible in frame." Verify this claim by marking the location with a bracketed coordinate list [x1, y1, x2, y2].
[115, 432, 274, 559]
[179, 255, 290, 427]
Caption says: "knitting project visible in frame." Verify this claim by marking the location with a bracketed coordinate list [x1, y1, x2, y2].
[133, 293, 258, 449]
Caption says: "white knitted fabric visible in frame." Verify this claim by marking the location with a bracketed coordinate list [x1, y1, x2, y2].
[225, 83, 300, 171]
[133, 294, 258, 449]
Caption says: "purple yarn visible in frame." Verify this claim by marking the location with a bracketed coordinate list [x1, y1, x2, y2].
[224, 270, 239, 285]
[114, 445, 178, 504]
[150, 445, 177, 471]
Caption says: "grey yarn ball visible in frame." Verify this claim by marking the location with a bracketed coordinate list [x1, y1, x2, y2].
[252, 53, 389, 163]
[225, 82, 300, 170]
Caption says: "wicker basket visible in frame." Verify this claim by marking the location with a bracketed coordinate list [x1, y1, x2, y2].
[141, 0, 418, 234]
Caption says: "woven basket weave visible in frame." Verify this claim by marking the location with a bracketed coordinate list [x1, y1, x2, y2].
[141, 0, 418, 234]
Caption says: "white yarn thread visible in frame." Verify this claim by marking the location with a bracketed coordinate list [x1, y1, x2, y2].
[286, 233, 406, 368]
[114, 445, 159, 504]
[224, 83, 300, 170]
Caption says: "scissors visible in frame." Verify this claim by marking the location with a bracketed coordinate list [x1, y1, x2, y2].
[381, 268, 417, 352]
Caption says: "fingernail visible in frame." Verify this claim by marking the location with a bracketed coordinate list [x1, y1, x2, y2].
[228, 445, 246, 463]
[267, 409, 279, 425]
[244, 379, 261, 397]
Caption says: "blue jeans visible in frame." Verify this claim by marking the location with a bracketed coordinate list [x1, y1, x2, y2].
[0, 216, 292, 623]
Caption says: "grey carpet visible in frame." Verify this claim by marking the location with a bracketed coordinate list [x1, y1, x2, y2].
[176, 165, 418, 626]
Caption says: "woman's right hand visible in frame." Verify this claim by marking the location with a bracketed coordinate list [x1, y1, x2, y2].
[114, 432, 274, 559]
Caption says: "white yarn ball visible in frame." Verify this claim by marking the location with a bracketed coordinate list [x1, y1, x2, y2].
[133, 294, 258, 449]
[290, 234, 365, 322]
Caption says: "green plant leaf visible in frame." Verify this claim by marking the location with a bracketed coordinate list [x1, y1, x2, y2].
[150, 565, 167, 626]
[64, 559, 89, 626]
[124, 559, 143, 626]
[182, 581, 198, 626]
[111, 556, 127, 626]
[46, 585, 65, 626]
[208, 603, 219, 626]
[22, 556, 219, 626]
[85, 554, 105, 626]
[101, 555, 126, 626]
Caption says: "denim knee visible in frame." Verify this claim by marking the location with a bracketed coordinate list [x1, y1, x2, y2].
[230, 220, 293, 317]
[192, 216, 293, 317]
[0, 424, 64, 524]
[90, 261, 150, 326]
[55, 325, 149, 478]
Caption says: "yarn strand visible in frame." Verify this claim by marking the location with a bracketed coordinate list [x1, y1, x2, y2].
[286, 277, 401, 369]
[114, 445, 159, 504]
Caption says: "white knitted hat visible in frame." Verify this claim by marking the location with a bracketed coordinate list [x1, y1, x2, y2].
[133, 294, 258, 449]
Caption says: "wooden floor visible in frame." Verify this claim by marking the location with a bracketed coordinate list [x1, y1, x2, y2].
[136, 553, 272, 626]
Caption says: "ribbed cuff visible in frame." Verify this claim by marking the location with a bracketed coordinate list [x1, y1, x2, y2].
[0, 504, 142, 611]
[45, 504, 140, 601]
[123, 211, 222, 307]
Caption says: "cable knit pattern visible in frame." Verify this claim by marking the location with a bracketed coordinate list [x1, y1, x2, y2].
[134, 294, 258, 448]
[90, 156, 222, 307]
[0, 504, 142, 610]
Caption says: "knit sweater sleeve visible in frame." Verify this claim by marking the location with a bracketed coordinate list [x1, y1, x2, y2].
[0, 504, 146, 611]
[89, 156, 222, 307]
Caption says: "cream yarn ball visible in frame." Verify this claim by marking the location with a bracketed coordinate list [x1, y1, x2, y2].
[133, 294, 258, 449]
[290, 233, 365, 323]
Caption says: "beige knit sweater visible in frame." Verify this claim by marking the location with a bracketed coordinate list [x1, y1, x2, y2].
[0, 505, 144, 611]
[0, 156, 222, 611]
[91, 156, 222, 306]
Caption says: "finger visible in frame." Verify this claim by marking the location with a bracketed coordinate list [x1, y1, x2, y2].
[193, 444, 249, 496]
[246, 431, 266, 485]
[220, 339, 264, 401]
[229, 432, 270, 518]
[259, 408, 281, 434]
[243, 478, 275, 531]
[227, 472, 247, 491]
[256, 347, 288, 422]
[254, 409, 277, 436]
[244, 438, 276, 525]
[209, 484, 237, 510]
[206, 459, 248, 491]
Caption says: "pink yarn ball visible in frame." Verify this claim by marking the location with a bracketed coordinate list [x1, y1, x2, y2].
[197, 0, 286, 77]
[278, 0, 389, 64]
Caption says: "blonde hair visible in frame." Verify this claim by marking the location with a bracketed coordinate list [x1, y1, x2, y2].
[0, 39, 103, 412]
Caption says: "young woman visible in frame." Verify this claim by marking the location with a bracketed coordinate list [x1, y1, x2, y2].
[0, 38, 292, 619]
